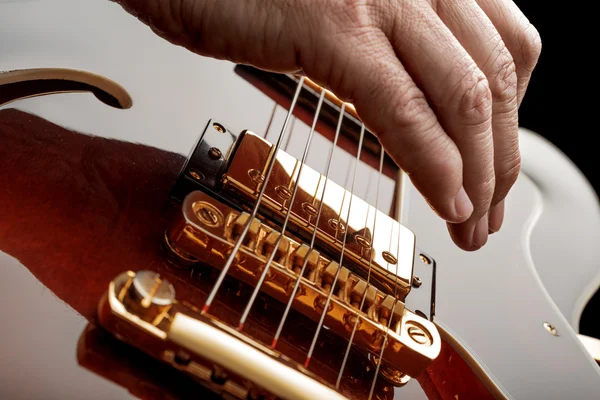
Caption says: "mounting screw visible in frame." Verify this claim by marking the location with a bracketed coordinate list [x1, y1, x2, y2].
[412, 276, 422, 288]
[406, 322, 432, 346]
[132, 271, 175, 308]
[419, 254, 431, 264]
[188, 169, 204, 181]
[208, 147, 222, 160]
[248, 169, 265, 184]
[543, 321, 559, 336]
[212, 122, 226, 133]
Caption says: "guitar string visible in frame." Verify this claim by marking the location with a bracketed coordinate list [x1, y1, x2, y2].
[237, 91, 326, 329]
[283, 116, 297, 152]
[201, 77, 305, 314]
[335, 147, 385, 388]
[271, 103, 347, 348]
[368, 228, 402, 400]
[304, 123, 366, 368]
[263, 103, 278, 138]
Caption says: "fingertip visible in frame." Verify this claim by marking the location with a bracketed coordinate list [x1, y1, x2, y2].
[472, 214, 488, 248]
[447, 213, 489, 251]
[447, 222, 475, 251]
[452, 187, 474, 223]
[488, 200, 505, 234]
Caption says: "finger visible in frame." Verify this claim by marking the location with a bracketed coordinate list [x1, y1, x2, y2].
[436, 0, 520, 234]
[448, 212, 488, 250]
[383, 2, 495, 250]
[488, 199, 505, 233]
[475, 0, 542, 106]
[302, 28, 474, 224]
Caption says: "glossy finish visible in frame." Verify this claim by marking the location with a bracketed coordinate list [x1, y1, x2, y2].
[2, 1, 600, 399]
[0, 68, 132, 109]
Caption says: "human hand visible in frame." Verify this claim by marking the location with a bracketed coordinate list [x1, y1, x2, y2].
[115, 0, 541, 250]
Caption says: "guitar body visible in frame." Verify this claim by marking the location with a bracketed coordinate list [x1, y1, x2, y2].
[1, 1, 599, 399]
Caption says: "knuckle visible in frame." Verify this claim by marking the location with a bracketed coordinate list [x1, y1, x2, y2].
[395, 87, 433, 127]
[334, 0, 377, 28]
[489, 50, 518, 105]
[518, 23, 542, 71]
[452, 69, 493, 124]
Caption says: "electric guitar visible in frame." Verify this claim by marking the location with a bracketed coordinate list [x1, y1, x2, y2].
[1, 1, 600, 399]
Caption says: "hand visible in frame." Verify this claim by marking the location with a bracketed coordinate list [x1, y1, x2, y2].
[115, 0, 541, 251]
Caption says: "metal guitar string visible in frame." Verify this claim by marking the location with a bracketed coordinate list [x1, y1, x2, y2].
[263, 103, 278, 138]
[237, 91, 326, 329]
[283, 116, 297, 151]
[304, 123, 366, 368]
[335, 148, 386, 388]
[368, 242, 402, 400]
[271, 102, 347, 348]
[201, 77, 305, 313]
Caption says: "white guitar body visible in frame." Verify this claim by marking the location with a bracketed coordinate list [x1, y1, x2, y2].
[1, 1, 600, 399]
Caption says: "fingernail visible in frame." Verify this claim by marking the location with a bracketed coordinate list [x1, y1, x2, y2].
[488, 200, 505, 234]
[453, 187, 474, 222]
[472, 215, 488, 248]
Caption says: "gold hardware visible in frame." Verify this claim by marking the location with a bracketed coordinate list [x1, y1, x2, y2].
[165, 191, 440, 376]
[369, 355, 411, 387]
[382, 251, 398, 265]
[248, 169, 265, 184]
[193, 201, 223, 228]
[118, 270, 175, 324]
[208, 147, 223, 160]
[275, 185, 293, 201]
[355, 234, 372, 249]
[301, 202, 319, 217]
[328, 218, 346, 234]
[188, 169, 204, 181]
[291, 244, 319, 275]
[98, 271, 349, 400]
[405, 321, 433, 346]
[212, 122, 226, 134]
[221, 132, 415, 299]
[543, 321, 559, 336]
[419, 254, 431, 265]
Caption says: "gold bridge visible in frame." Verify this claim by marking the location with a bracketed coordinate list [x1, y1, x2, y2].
[98, 123, 440, 399]
[166, 190, 438, 376]
[163, 130, 439, 373]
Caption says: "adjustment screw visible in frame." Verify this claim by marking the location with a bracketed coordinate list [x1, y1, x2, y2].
[406, 322, 432, 346]
[208, 147, 222, 160]
[188, 169, 204, 181]
[412, 276, 422, 288]
[543, 321, 559, 336]
[132, 270, 175, 308]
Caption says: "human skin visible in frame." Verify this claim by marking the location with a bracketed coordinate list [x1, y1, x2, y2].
[113, 0, 542, 251]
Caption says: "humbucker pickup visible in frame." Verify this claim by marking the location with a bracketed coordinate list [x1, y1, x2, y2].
[170, 121, 415, 301]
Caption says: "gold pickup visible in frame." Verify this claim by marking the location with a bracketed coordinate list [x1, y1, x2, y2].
[165, 190, 439, 377]
[220, 131, 415, 300]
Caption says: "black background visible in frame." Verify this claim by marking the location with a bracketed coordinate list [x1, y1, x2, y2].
[513, 1, 599, 338]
